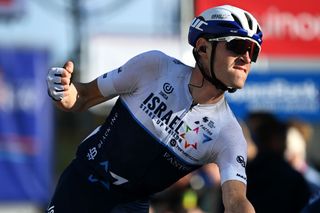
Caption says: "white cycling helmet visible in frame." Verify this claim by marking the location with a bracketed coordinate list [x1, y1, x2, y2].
[188, 5, 263, 47]
[188, 5, 263, 93]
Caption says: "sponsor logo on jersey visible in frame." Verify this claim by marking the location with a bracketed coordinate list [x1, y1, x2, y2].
[159, 83, 174, 100]
[140, 92, 199, 161]
[169, 139, 199, 162]
[87, 147, 98, 160]
[163, 152, 192, 171]
[180, 126, 199, 149]
[202, 116, 215, 128]
[179, 124, 213, 149]
[140, 92, 184, 137]
[169, 139, 177, 146]
[236, 155, 246, 168]
[236, 173, 247, 181]
[163, 83, 174, 94]
[88, 160, 129, 189]
[140, 92, 216, 161]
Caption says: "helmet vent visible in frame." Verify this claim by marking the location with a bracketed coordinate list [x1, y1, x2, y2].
[198, 16, 205, 21]
[230, 14, 242, 27]
[256, 26, 262, 35]
[244, 12, 253, 29]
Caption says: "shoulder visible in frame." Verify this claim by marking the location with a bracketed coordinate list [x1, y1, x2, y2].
[115, 50, 169, 80]
[128, 50, 188, 79]
[214, 100, 247, 157]
[133, 50, 186, 67]
[216, 98, 243, 138]
[131, 50, 171, 64]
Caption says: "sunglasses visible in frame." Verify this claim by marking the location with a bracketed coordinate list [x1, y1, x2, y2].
[208, 36, 261, 63]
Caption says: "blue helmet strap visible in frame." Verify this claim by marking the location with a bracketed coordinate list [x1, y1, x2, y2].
[193, 42, 237, 93]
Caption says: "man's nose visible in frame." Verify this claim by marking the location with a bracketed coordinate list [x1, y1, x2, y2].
[240, 51, 251, 63]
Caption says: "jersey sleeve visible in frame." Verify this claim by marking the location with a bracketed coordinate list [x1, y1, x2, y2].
[215, 122, 248, 185]
[97, 50, 164, 98]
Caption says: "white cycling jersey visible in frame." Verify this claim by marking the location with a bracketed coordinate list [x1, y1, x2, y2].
[76, 50, 247, 198]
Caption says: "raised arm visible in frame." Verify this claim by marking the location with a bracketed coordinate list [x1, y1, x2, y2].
[47, 61, 107, 112]
[222, 180, 255, 213]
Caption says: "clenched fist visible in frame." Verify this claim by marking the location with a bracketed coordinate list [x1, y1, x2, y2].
[46, 61, 74, 101]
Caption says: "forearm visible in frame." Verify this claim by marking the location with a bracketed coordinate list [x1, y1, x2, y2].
[224, 197, 255, 213]
[222, 180, 255, 213]
[55, 82, 104, 112]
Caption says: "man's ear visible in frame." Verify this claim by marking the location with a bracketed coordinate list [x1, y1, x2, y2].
[198, 46, 206, 53]
[195, 37, 209, 56]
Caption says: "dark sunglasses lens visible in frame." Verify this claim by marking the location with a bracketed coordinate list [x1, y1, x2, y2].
[226, 40, 260, 62]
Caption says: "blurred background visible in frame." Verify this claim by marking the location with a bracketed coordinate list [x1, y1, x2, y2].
[0, 0, 319, 212]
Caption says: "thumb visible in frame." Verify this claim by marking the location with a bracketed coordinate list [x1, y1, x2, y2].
[63, 60, 74, 74]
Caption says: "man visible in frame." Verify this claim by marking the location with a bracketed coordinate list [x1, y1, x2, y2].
[46, 5, 262, 213]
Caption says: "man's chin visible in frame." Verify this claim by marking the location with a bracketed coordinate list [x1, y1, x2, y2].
[235, 80, 247, 89]
[233, 84, 244, 89]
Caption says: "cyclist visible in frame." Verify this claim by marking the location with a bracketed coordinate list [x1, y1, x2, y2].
[46, 4, 262, 213]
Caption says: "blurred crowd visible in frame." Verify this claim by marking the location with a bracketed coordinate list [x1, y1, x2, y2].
[149, 111, 320, 213]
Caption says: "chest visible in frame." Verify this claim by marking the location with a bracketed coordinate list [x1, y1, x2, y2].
[125, 83, 223, 164]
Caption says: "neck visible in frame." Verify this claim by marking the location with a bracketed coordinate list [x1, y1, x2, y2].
[189, 67, 224, 104]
